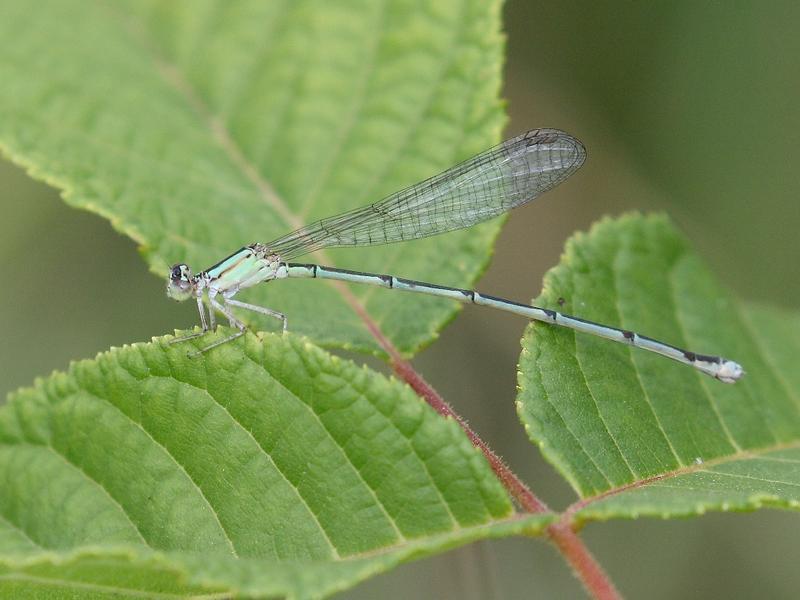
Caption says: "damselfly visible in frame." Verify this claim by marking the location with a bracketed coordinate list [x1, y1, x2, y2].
[166, 129, 744, 383]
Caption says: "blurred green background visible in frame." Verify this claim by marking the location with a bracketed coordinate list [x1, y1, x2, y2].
[1, 1, 798, 598]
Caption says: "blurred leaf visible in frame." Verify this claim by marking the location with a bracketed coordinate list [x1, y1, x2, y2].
[517, 214, 800, 518]
[0, 333, 549, 597]
[0, 0, 505, 356]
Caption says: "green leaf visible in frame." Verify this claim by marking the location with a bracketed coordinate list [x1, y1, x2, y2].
[0, 0, 505, 356]
[0, 333, 550, 597]
[517, 213, 800, 520]
[0, 517, 547, 599]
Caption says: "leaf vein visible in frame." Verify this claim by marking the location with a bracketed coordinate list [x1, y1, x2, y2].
[527, 342, 615, 491]
[735, 307, 800, 409]
[37, 444, 148, 546]
[0, 513, 44, 550]
[698, 469, 800, 488]
[82, 383, 240, 558]
[154, 372, 340, 558]
[247, 348, 461, 537]
[221, 1, 294, 123]
[611, 238, 683, 468]
[0, 572, 212, 599]
[115, 8, 300, 229]
[666, 255, 744, 451]
[297, 0, 388, 219]
[355, 0, 476, 309]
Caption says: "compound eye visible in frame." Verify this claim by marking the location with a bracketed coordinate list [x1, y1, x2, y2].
[171, 264, 185, 279]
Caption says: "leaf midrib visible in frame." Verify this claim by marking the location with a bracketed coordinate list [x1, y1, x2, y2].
[0, 572, 224, 600]
[115, 8, 297, 228]
[0, 442, 148, 547]
[566, 438, 800, 519]
[107, 2, 447, 356]
[126, 3, 404, 356]
[0, 514, 43, 551]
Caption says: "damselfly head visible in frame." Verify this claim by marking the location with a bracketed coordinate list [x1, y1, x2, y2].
[166, 263, 195, 302]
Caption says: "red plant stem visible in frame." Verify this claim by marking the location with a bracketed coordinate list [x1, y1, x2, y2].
[397, 352, 621, 600]
[547, 521, 622, 600]
[339, 284, 619, 599]
[397, 356, 621, 600]
[391, 355, 548, 512]
[338, 283, 545, 510]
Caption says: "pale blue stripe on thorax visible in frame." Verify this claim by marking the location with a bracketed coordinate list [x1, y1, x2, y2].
[204, 247, 275, 294]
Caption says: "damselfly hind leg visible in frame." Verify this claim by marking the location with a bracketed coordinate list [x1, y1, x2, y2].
[186, 296, 287, 355]
[167, 329, 210, 345]
[185, 296, 246, 356]
[226, 298, 288, 332]
[168, 291, 289, 356]
[187, 329, 246, 356]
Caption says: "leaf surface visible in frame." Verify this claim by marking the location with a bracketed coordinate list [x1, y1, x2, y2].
[517, 214, 800, 520]
[0, 0, 506, 355]
[0, 516, 547, 600]
[0, 333, 549, 597]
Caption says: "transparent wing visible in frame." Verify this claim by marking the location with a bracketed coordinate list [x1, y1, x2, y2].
[268, 128, 586, 260]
